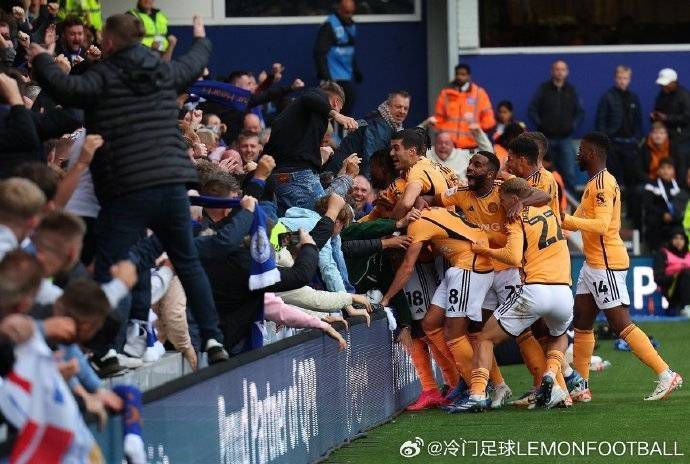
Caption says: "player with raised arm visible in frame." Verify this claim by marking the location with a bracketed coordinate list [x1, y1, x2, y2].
[452, 177, 573, 412]
[562, 132, 682, 401]
[435, 151, 551, 409]
[381, 207, 493, 405]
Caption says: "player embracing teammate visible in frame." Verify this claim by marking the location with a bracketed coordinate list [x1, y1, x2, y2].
[373, 127, 682, 413]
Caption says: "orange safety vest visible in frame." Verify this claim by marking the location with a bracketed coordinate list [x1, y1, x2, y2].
[434, 83, 496, 149]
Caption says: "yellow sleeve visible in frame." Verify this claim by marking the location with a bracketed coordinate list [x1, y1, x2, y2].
[485, 221, 523, 267]
[406, 164, 432, 193]
[408, 219, 442, 244]
[437, 187, 461, 207]
[563, 182, 614, 234]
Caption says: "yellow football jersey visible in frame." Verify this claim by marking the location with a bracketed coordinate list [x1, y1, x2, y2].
[407, 207, 493, 272]
[490, 205, 571, 285]
[526, 168, 561, 218]
[405, 157, 460, 198]
[563, 170, 629, 270]
[439, 181, 514, 271]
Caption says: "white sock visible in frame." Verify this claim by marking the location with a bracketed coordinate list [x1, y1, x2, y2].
[470, 394, 486, 401]
[563, 364, 574, 378]
[123, 434, 146, 464]
[659, 369, 674, 382]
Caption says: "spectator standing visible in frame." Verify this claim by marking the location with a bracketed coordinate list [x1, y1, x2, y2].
[595, 65, 643, 193]
[433, 63, 496, 149]
[265, 81, 357, 215]
[492, 100, 525, 142]
[643, 158, 687, 251]
[653, 229, 690, 316]
[652, 68, 690, 184]
[528, 60, 584, 190]
[313, 0, 361, 116]
[55, 15, 89, 65]
[640, 122, 674, 181]
[127, 0, 169, 53]
[326, 90, 410, 177]
[29, 14, 230, 365]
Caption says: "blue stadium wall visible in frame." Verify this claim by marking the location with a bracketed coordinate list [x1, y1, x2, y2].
[460, 50, 690, 137]
[169, 13, 429, 126]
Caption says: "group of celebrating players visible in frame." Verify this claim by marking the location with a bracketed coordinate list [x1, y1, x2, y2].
[370, 128, 683, 412]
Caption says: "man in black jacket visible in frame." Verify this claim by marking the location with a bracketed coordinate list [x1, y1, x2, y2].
[595, 65, 643, 197]
[652, 68, 690, 185]
[264, 81, 357, 215]
[528, 60, 584, 190]
[28, 14, 229, 366]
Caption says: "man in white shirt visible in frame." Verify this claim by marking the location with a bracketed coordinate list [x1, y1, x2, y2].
[426, 128, 493, 183]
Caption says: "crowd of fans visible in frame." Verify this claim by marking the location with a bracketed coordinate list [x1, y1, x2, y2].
[0, 0, 688, 459]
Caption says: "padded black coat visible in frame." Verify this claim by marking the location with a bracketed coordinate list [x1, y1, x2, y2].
[33, 39, 212, 203]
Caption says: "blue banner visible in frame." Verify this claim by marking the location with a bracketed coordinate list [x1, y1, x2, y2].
[570, 255, 669, 317]
[93, 317, 420, 463]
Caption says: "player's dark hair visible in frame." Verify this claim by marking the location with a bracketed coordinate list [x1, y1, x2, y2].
[455, 63, 471, 74]
[508, 138, 539, 165]
[476, 150, 500, 174]
[391, 128, 427, 157]
[581, 132, 611, 160]
[519, 131, 549, 159]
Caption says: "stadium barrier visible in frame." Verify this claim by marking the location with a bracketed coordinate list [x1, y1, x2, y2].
[1, 257, 672, 461]
[94, 313, 422, 463]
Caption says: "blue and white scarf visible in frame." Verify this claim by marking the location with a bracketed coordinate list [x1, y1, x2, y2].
[189, 195, 280, 348]
[189, 195, 280, 290]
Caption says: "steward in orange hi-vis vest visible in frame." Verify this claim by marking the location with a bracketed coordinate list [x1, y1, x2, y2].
[434, 82, 495, 149]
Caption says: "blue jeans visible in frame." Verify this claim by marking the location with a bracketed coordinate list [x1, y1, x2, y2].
[94, 184, 223, 350]
[273, 169, 325, 216]
[548, 137, 579, 190]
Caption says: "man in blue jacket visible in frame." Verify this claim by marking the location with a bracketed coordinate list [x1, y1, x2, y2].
[595, 65, 642, 191]
[313, 0, 362, 116]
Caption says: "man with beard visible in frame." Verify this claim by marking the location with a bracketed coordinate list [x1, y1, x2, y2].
[563, 132, 682, 402]
[56, 16, 90, 64]
[434, 151, 551, 409]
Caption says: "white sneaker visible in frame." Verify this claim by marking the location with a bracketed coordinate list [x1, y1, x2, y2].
[142, 325, 166, 363]
[490, 383, 512, 409]
[644, 372, 683, 401]
[123, 320, 147, 359]
[545, 385, 568, 409]
[116, 353, 144, 369]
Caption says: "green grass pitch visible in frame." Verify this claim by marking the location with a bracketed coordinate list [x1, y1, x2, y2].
[326, 321, 690, 464]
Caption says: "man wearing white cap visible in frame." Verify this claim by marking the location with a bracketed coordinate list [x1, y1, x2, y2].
[652, 68, 690, 184]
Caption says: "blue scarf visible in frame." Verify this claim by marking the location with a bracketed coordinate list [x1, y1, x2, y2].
[188, 80, 263, 120]
[189, 195, 280, 348]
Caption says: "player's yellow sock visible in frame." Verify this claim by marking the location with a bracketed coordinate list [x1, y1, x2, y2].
[409, 339, 437, 391]
[470, 367, 490, 397]
[619, 324, 669, 375]
[573, 329, 595, 381]
[468, 332, 505, 386]
[545, 350, 565, 377]
[426, 338, 460, 387]
[447, 335, 474, 384]
[425, 328, 462, 382]
[517, 331, 546, 387]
